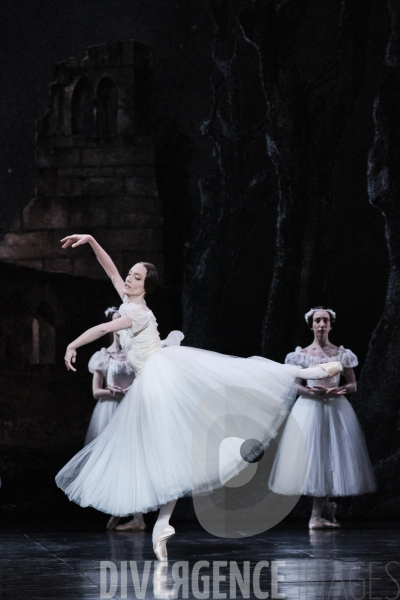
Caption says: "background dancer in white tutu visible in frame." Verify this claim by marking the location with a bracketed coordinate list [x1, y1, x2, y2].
[269, 307, 377, 529]
[55, 235, 343, 561]
[85, 306, 146, 533]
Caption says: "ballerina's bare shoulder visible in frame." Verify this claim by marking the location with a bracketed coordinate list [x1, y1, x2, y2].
[122, 296, 153, 314]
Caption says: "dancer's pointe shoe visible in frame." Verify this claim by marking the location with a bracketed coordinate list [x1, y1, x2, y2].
[319, 362, 343, 378]
[115, 518, 146, 532]
[106, 516, 121, 530]
[309, 516, 340, 529]
[153, 525, 175, 562]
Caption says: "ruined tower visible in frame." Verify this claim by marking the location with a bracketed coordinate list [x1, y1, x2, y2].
[0, 40, 164, 281]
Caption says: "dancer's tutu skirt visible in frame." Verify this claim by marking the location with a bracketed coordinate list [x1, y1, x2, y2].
[56, 346, 299, 515]
[269, 395, 377, 496]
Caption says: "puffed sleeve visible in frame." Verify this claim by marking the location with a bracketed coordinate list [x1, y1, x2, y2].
[118, 302, 152, 334]
[285, 346, 308, 367]
[88, 348, 110, 376]
[161, 330, 185, 347]
[339, 346, 358, 368]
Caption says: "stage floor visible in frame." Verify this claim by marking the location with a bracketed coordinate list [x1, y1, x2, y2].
[2, 523, 399, 599]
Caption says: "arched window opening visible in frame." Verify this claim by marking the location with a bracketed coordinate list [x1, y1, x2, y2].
[95, 77, 118, 136]
[71, 77, 95, 135]
[29, 302, 56, 364]
[36, 301, 55, 326]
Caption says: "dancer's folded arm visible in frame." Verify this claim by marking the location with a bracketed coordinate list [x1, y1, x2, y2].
[65, 315, 132, 371]
[60, 234, 125, 300]
[296, 380, 321, 399]
[92, 371, 123, 400]
[304, 367, 356, 399]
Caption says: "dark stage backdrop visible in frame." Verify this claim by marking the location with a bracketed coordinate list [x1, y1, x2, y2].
[0, 0, 399, 524]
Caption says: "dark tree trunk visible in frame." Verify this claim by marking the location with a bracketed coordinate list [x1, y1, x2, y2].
[182, 0, 273, 349]
[354, 0, 400, 464]
[257, 0, 372, 359]
[182, 0, 371, 357]
[240, 0, 309, 359]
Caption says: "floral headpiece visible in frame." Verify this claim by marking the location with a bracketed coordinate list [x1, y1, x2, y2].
[104, 306, 119, 318]
[304, 307, 336, 324]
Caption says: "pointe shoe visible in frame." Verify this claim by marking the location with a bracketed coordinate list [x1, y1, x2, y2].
[106, 516, 121, 530]
[153, 525, 175, 562]
[115, 518, 146, 532]
[309, 516, 340, 529]
[319, 362, 343, 378]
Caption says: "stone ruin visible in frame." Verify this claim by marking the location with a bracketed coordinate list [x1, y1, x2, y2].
[0, 40, 164, 282]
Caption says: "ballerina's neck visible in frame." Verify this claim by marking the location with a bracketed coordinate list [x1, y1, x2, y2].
[303, 344, 340, 360]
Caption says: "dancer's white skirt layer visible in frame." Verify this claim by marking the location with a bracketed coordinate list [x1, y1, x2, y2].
[84, 399, 121, 446]
[269, 395, 377, 497]
[56, 346, 300, 515]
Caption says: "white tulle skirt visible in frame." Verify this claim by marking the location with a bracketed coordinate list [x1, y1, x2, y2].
[84, 399, 121, 446]
[56, 345, 300, 516]
[269, 395, 377, 497]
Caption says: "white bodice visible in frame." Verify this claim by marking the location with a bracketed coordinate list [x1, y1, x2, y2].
[119, 317, 162, 377]
[285, 345, 358, 391]
[117, 300, 184, 377]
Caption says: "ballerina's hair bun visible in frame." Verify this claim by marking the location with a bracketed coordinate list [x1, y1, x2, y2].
[304, 306, 336, 327]
[140, 262, 158, 294]
[104, 307, 120, 319]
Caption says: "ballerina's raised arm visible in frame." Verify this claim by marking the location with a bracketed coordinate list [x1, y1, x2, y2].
[60, 234, 133, 371]
[61, 234, 126, 300]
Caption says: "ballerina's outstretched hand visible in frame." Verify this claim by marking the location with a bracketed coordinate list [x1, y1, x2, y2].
[65, 347, 77, 372]
[60, 234, 126, 300]
[61, 234, 93, 249]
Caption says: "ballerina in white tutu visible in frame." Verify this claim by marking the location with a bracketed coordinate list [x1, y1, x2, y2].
[55, 235, 342, 560]
[85, 307, 135, 448]
[85, 306, 146, 533]
[269, 307, 377, 529]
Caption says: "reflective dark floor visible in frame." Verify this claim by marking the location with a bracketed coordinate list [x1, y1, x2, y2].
[1, 523, 400, 599]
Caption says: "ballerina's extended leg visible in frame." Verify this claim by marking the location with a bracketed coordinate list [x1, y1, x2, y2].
[292, 362, 343, 380]
[152, 500, 177, 561]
